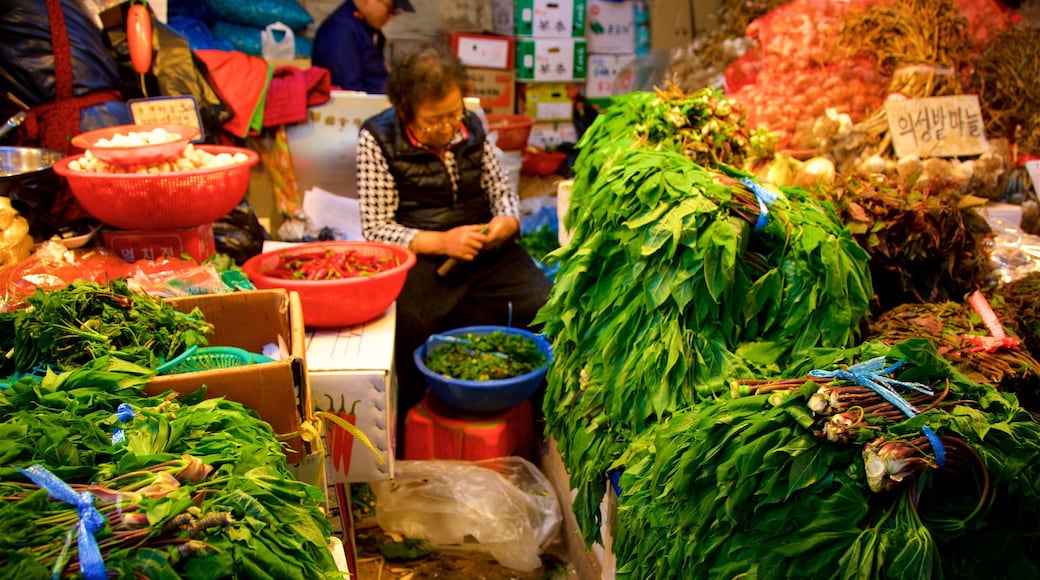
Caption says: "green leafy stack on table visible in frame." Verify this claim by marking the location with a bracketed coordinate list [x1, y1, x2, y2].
[536, 86, 873, 541]
[611, 339, 1040, 578]
[0, 358, 341, 579]
[0, 279, 213, 377]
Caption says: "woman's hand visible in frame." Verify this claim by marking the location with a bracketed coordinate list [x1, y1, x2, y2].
[484, 216, 519, 249]
[440, 224, 489, 261]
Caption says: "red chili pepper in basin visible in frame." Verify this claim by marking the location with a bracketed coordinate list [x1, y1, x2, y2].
[265, 249, 400, 280]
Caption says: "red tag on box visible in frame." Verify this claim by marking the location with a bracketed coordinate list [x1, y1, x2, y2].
[102, 223, 216, 263]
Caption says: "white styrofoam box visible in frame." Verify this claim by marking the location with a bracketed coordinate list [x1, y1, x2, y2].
[494, 0, 588, 38]
[306, 304, 397, 483]
[286, 93, 483, 199]
[587, 0, 636, 53]
[529, 120, 578, 149]
[515, 38, 588, 81]
[586, 52, 637, 98]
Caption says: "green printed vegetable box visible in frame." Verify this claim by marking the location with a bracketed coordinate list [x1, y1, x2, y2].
[306, 303, 397, 483]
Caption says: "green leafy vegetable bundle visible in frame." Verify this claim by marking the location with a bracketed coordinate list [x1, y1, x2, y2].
[0, 358, 340, 579]
[0, 279, 213, 375]
[611, 339, 1040, 578]
[537, 87, 873, 540]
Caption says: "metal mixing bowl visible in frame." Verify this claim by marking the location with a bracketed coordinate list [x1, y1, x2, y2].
[0, 146, 65, 239]
[0, 146, 63, 180]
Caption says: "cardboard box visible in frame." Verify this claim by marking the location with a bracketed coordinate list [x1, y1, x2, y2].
[648, 0, 693, 51]
[529, 120, 579, 149]
[306, 304, 397, 483]
[586, 0, 636, 53]
[519, 82, 574, 121]
[102, 223, 216, 263]
[494, 0, 587, 38]
[468, 67, 517, 115]
[515, 38, 588, 81]
[450, 32, 514, 70]
[586, 52, 637, 98]
[145, 289, 308, 461]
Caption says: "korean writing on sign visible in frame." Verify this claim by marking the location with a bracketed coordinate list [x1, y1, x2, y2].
[129, 96, 204, 140]
[885, 95, 988, 158]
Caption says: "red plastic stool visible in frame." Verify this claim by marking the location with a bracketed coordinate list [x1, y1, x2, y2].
[403, 392, 534, 461]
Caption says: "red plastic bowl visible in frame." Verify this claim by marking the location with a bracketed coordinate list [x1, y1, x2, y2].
[242, 241, 417, 328]
[71, 124, 199, 166]
[521, 147, 567, 176]
[52, 145, 257, 230]
[486, 114, 534, 151]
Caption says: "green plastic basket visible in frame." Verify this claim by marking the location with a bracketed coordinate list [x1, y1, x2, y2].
[157, 346, 274, 375]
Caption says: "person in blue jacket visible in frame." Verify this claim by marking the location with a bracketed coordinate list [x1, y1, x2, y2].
[311, 0, 414, 93]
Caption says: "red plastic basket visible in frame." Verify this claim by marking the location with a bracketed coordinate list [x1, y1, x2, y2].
[486, 114, 535, 151]
[242, 241, 417, 328]
[52, 145, 258, 230]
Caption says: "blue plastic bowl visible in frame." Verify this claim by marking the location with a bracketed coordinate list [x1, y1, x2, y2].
[414, 325, 553, 414]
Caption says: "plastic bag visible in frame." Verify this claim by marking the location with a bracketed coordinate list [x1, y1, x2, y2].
[261, 22, 295, 61]
[212, 198, 270, 265]
[371, 457, 561, 572]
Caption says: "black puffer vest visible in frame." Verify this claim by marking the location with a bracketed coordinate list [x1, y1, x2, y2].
[362, 109, 491, 231]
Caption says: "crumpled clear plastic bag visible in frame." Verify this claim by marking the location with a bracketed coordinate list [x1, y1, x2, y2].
[371, 457, 561, 572]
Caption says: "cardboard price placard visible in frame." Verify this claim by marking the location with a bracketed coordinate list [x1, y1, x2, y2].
[128, 96, 205, 141]
[885, 95, 988, 158]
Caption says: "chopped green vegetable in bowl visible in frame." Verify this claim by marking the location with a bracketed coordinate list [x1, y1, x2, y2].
[414, 326, 553, 413]
[425, 330, 547, 381]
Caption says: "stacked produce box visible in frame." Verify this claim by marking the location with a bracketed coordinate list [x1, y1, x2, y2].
[450, 31, 517, 116]
[493, 0, 587, 149]
[584, 0, 640, 109]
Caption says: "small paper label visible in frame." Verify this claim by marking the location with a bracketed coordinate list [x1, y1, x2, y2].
[885, 95, 988, 158]
[128, 96, 204, 141]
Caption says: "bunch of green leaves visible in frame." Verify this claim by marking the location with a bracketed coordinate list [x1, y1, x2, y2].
[0, 279, 213, 375]
[610, 339, 1040, 579]
[0, 359, 340, 579]
[820, 172, 992, 311]
[539, 90, 872, 539]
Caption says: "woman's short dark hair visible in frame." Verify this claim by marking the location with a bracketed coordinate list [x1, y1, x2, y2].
[386, 42, 469, 123]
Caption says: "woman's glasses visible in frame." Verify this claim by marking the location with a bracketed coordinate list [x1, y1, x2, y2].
[415, 109, 465, 136]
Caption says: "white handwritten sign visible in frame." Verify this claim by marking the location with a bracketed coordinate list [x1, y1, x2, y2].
[128, 96, 204, 141]
[885, 95, 988, 158]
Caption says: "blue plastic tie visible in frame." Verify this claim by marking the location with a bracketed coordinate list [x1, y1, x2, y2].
[810, 356, 945, 470]
[921, 425, 946, 470]
[608, 468, 623, 497]
[110, 403, 135, 444]
[115, 403, 135, 423]
[741, 178, 779, 231]
[16, 465, 107, 580]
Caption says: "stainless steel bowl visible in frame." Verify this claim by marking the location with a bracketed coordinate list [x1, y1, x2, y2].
[1, 146, 65, 239]
[0, 146, 63, 179]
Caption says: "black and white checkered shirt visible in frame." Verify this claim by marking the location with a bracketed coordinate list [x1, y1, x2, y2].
[356, 127, 520, 248]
